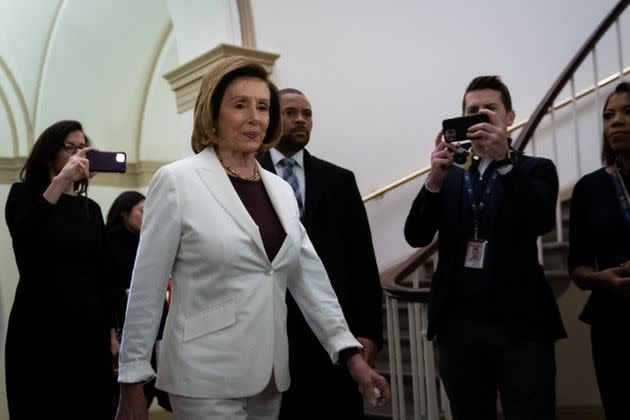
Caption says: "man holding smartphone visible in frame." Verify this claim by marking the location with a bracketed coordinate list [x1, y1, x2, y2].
[405, 76, 566, 419]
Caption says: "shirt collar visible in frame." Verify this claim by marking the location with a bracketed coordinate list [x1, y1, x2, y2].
[270, 148, 305, 169]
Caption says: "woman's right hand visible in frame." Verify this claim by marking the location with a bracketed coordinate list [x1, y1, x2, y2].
[115, 383, 148, 420]
[597, 263, 630, 299]
[56, 147, 94, 184]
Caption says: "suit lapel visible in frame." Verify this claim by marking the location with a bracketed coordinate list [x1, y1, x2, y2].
[302, 149, 325, 228]
[195, 148, 267, 258]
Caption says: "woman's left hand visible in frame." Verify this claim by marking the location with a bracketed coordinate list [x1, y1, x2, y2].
[346, 353, 390, 408]
[111, 328, 120, 375]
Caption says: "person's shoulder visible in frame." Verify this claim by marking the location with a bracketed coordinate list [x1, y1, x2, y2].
[7, 181, 40, 200]
[162, 153, 198, 172]
[8, 181, 29, 194]
[149, 154, 199, 184]
[307, 152, 354, 178]
[85, 194, 103, 212]
[517, 154, 557, 175]
[520, 154, 553, 166]
[574, 167, 608, 191]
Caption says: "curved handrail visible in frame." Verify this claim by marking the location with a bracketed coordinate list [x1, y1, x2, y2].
[513, 0, 629, 151]
[380, 238, 437, 302]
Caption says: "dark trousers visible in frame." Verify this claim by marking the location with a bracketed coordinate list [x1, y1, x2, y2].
[436, 319, 556, 420]
[591, 322, 630, 420]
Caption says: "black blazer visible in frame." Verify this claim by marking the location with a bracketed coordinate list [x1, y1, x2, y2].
[258, 150, 383, 350]
[404, 155, 566, 341]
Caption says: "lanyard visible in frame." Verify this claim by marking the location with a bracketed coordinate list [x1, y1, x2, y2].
[463, 170, 498, 240]
[611, 166, 630, 230]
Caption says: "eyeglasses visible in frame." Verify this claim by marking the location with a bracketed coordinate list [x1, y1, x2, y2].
[62, 142, 86, 153]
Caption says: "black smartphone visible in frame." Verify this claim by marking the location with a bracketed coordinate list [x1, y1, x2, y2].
[86, 150, 127, 173]
[442, 114, 489, 142]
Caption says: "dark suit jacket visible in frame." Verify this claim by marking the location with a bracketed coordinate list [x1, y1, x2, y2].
[404, 155, 566, 341]
[258, 150, 382, 417]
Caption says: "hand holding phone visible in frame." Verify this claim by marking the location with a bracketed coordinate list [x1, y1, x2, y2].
[442, 114, 490, 143]
[86, 150, 127, 173]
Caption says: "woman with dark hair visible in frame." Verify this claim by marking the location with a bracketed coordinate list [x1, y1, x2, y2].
[106, 190, 146, 331]
[5, 120, 117, 418]
[116, 56, 389, 420]
[569, 81, 630, 419]
[106, 191, 172, 413]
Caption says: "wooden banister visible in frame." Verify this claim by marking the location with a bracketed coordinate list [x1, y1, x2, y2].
[380, 237, 437, 301]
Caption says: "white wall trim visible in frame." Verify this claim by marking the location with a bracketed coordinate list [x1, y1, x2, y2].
[32, 0, 64, 147]
[0, 57, 33, 155]
[163, 43, 279, 113]
[136, 21, 174, 162]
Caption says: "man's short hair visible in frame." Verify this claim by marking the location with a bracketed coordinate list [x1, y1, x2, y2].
[462, 75, 513, 114]
[279, 88, 305, 96]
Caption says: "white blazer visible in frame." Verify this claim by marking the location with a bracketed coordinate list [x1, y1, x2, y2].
[118, 147, 360, 398]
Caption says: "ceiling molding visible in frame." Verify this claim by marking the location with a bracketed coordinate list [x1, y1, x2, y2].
[163, 43, 280, 113]
[0, 57, 33, 155]
[0, 158, 166, 188]
[136, 21, 174, 162]
[32, 0, 65, 147]
[0, 83, 18, 156]
[236, 0, 256, 49]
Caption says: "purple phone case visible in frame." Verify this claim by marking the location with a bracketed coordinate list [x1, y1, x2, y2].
[86, 151, 127, 173]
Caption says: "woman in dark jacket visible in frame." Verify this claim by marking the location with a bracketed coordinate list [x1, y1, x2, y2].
[106, 191, 171, 412]
[5, 120, 116, 419]
[569, 81, 630, 420]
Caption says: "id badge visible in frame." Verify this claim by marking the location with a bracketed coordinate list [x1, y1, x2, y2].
[464, 240, 487, 269]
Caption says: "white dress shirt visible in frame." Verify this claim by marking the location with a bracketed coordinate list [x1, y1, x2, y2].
[269, 148, 306, 206]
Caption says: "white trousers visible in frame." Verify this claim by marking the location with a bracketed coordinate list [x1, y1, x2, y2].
[169, 376, 282, 420]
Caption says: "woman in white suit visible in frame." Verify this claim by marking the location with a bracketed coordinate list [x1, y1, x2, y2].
[115, 56, 389, 420]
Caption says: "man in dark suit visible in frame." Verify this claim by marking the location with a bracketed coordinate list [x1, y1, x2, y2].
[258, 88, 383, 419]
[404, 76, 566, 420]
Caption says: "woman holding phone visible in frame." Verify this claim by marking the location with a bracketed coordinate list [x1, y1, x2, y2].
[4, 120, 117, 419]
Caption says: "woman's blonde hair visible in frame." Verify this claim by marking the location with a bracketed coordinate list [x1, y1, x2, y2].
[191, 56, 282, 154]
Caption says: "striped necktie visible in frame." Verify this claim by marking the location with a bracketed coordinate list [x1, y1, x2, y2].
[278, 158, 304, 217]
